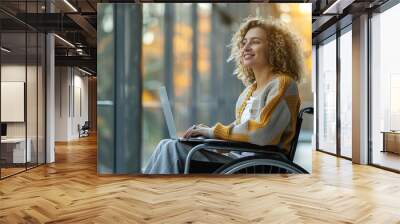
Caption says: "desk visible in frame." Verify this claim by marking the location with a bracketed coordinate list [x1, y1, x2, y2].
[381, 131, 400, 154]
[1, 138, 31, 163]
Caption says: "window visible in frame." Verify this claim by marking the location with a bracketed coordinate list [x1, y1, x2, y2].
[141, 4, 165, 167]
[371, 3, 400, 171]
[339, 28, 352, 158]
[317, 36, 337, 154]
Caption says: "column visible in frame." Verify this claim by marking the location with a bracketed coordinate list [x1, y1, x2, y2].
[352, 14, 369, 164]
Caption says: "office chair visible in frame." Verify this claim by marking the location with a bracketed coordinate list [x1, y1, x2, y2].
[79, 121, 90, 138]
[184, 107, 314, 174]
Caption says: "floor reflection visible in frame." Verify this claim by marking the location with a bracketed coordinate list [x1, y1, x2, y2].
[372, 150, 400, 171]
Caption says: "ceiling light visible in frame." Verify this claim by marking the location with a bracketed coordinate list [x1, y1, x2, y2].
[63, 0, 78, 12]
[322, 0, 354, 15]
[78, 67, 92, 76]
[1, 47, 11, 53]
[323, 0, 341, 14]
[54, 34, 75, 48]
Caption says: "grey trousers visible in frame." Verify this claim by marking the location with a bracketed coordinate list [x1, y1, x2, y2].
[143, 139, 233, 174]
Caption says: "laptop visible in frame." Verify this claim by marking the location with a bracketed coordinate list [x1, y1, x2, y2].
[159, 86, 224, 143]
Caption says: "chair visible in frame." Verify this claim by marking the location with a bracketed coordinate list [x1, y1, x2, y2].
[184, 107, 314, 174]
[78, 121, 90, 138]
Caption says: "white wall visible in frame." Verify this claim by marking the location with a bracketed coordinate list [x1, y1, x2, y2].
[55, 67, 69, 141]
[71, 72, 89, 138]
[55, 67, 89, 141]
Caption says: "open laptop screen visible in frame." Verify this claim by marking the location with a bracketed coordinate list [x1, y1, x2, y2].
[159, 86, 178, 139]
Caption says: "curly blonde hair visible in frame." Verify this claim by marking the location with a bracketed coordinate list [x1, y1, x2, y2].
[228, 16, 305, 86]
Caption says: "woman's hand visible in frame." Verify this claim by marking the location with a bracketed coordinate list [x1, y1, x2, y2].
[183, 125, 196, 139]
[183, 124, 212, 138]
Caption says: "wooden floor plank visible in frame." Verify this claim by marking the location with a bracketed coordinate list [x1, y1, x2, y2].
[0, 135, 400, 223]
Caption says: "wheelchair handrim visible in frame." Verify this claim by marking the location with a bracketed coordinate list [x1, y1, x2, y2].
[219, 158, 306, 174]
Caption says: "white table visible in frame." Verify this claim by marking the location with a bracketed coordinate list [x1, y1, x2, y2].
[1, 138, 31, 163]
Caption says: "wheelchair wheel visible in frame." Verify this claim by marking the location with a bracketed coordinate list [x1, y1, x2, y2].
[214, 156, 308, 174]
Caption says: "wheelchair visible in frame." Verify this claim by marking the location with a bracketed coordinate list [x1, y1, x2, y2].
[184, 107, 313, 174]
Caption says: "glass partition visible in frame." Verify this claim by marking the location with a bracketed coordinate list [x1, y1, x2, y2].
[1, 30, 28, 177]
[0, 1, 46, 179]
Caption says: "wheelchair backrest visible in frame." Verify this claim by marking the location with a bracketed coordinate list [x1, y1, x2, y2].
[287, 107, 313, 161]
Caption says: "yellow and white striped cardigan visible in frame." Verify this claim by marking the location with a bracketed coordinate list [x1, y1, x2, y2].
[211, 75, 300, 155]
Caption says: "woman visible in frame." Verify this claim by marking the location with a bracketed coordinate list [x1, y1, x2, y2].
[144, 17, 305, 174]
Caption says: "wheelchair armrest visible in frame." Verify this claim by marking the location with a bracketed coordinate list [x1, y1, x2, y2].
[203, 139, 282, 152]
[205, 139, 279, 149]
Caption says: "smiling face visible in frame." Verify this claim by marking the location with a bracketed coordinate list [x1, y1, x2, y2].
[240, 27, 268, 69]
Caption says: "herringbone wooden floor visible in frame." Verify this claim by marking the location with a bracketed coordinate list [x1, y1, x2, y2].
[1, 135, 400, 223]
